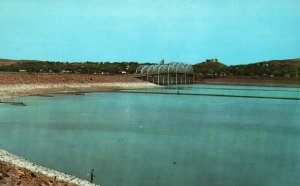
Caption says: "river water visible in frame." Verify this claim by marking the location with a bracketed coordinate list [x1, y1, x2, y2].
[1, 84, 300, 186]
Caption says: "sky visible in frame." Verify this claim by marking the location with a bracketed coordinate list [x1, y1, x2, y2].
[0, 0, 299, 65]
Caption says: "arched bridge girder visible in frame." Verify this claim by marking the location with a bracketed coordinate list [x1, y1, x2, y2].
[158, 65, 168, 74]
[167, 65, 175, 73]
[135, 65, 146, 74]
[184, 64, 193, 73]
[140, 65, 149, 74]
[146, 65, 154, 74]
[135, 62, 194, 85]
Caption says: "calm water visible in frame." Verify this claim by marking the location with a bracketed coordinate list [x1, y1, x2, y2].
[1, 84, 300, 186]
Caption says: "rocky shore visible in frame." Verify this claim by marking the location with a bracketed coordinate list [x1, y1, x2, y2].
[0, 149, 96, 186]
[0, 82, 159, 100]
[0, 73, 159, 100]
[0, 73, 142, 84]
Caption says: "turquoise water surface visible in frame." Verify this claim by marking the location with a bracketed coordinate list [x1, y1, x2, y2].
[1, 84, 300, 186]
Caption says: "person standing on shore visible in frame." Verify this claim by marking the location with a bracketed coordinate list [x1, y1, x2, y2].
[90, 169, 96, 183]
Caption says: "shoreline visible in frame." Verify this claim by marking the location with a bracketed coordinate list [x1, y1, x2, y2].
[0, 149, 97, 186]
[0, 82, 159, 100]
[195, 81, 300, 88]
[195, 77, 300, 88]
[196, 81, 300, 88]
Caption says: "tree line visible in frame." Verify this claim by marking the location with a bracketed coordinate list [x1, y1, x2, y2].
[0, 61, 152, 74]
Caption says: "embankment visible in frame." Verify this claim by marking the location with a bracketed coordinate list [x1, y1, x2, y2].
[0, 149, 96, 186]
[0, 73, 159, 99]
[0, 82, 159, 100]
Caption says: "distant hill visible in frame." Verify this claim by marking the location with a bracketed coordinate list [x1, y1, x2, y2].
[0, 59, 19, 66]
[228, 58, 300, 77]
[258, 58, 300, 67]
[192, 58, 300, 77]
[192, 59, 228, 74]
[0, 58, 43, 67]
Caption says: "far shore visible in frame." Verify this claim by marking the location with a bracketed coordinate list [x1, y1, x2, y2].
[195, 76, 300, 88]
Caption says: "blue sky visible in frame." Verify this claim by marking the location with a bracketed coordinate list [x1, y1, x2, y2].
[0, 0, 299, 65]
